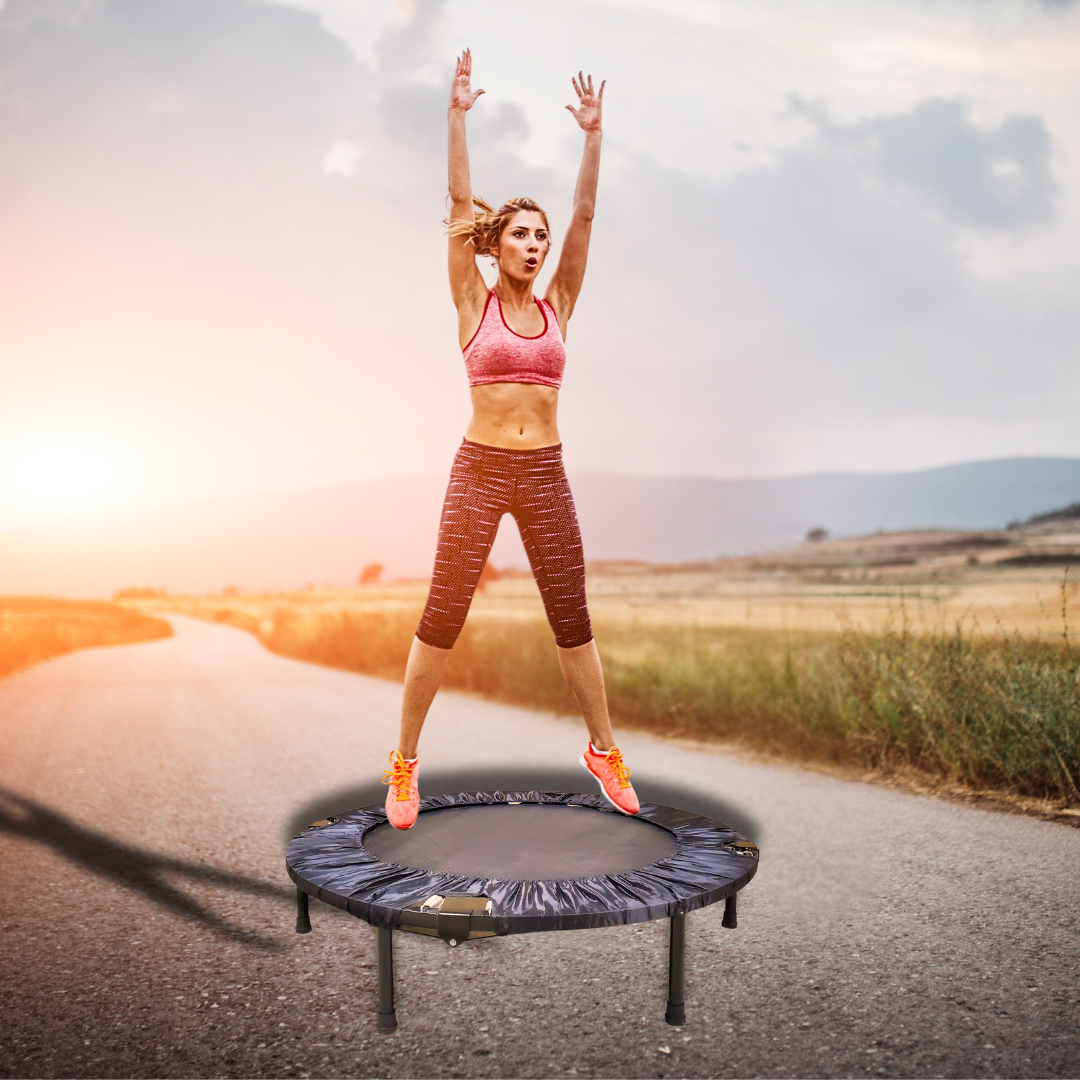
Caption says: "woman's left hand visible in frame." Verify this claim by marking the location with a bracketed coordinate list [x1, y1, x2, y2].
[566, 72, 605, 133]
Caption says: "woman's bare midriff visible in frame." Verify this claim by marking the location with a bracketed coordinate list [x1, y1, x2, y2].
[465, 382, 561, 449]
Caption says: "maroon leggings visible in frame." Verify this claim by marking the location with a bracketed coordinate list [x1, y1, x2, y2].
[416, 439, 593, 650]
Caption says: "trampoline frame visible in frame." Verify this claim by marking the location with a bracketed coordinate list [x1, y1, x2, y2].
[287, 791, 759, 1032]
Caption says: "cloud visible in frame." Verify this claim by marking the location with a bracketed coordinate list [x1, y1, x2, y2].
[0, 0, 563, 510]
[553, 91, 1078, 474]
[0, 0, 376, 220]
[375, 0, 444, 84]
[322, 139, 362, 176]
[792, 97, 1058, 230]
[0, 0, 1077, 525]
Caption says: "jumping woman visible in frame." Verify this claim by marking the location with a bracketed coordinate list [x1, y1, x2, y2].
[382, 50, 639, 828]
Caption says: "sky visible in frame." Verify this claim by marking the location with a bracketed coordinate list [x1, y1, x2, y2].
[1, 0, 1078, 529]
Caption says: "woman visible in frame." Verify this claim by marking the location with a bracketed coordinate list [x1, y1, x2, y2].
[382, 51, 638, 828]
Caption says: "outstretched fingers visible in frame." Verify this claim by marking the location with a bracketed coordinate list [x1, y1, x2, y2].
[566, 70, 605, 125]
[570, 72, 604, 103]
[451, 49, 484, 108]
[455, 48, 476, 82]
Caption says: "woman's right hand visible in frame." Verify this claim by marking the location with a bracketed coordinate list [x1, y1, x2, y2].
[449, 49, 485, 114]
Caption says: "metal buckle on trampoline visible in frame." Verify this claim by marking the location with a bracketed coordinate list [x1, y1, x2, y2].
[400, 894, 496, 946]
[725, 839, 759, 857]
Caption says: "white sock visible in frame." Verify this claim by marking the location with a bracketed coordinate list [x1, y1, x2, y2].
[404, 756, 418, 765]
[589, 742, 611, 757]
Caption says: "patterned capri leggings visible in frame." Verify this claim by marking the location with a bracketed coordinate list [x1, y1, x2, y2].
[416, 439, 593, 650]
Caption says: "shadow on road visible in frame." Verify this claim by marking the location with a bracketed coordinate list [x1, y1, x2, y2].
[0, 787, 289, 951]
[287, 767, 760, 842]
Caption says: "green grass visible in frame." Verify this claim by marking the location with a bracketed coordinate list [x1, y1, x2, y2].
[234, 603, 1080, 806]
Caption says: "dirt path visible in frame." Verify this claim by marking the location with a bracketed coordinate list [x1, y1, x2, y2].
[1, 616, 1077, 1079]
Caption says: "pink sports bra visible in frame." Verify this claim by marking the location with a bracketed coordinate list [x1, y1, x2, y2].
[463, 291, 566, 389]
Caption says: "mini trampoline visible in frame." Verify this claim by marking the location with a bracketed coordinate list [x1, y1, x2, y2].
[286, 790, 759, 1032]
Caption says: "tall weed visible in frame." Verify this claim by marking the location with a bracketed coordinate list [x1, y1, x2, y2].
[0, 597, 172, 679]
[249, 606, 1079, 804]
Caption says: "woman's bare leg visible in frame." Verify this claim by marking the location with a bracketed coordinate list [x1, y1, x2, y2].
[557, 639, 615, 751]
[397, 637, 451, 758]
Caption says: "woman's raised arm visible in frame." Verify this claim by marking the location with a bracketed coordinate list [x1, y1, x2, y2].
[545, 73, 605, 333]
[447, 50, 488, 320]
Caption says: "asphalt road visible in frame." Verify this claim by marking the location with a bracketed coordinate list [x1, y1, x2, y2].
[0, 616, 1077, 1080]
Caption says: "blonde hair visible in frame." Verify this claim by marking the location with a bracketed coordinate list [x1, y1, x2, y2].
[446, 196, 551, 258]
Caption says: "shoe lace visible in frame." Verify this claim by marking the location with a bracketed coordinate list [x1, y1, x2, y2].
[605, 747, 632, 789]
[382, 752, 414, 802]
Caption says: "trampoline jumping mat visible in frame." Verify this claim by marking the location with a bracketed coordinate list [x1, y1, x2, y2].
[287, 790, 758, 934]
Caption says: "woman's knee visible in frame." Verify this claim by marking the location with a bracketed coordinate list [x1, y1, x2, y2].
[552, 616, 593, 650]
[415, 619, 464, 651]
[406, 632, 454, 675]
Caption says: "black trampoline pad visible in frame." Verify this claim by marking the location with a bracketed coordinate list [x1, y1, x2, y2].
[363, 803, 677, 880]
[288, 792, 759, 932]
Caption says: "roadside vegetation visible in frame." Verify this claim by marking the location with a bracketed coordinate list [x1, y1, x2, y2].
[0, 597, 172, 680]
[200, 596, 1080, 808]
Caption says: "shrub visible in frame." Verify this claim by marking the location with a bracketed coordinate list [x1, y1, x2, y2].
[249, 606, 1080, 804]
[0, 597, 172, 679]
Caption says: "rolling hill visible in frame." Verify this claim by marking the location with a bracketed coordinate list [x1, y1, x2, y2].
[1, 456, 1078, 596]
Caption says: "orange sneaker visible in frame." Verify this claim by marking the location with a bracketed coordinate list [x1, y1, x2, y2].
[579, 743, 640, 815]
[382, 751, 420, 829]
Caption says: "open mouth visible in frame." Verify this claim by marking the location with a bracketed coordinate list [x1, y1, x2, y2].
[525, 258, 537, 269]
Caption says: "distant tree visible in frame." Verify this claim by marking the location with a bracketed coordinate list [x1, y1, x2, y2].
[112, 587, 167, 600]
[358, 563, 383, 585]
[806, 527, 829, 543]
[477, 561, 501, 591]
[1024, 501, 1080, 527]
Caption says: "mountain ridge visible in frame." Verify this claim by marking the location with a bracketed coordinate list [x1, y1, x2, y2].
[1, 456, 1078, 596]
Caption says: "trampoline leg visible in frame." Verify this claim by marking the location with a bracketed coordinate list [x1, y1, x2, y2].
[722, 892, 738, 930]
[665, 910, 686, 1026]
[295, 887, 311, 934]
[376, 927, 397, 1033]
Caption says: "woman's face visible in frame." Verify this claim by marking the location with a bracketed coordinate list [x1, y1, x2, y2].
[494, 210, 550, 282]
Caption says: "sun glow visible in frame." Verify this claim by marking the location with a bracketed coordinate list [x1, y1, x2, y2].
[1, 430, 149, 529]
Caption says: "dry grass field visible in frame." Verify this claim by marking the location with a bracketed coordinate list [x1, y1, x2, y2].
[0, 597, 173, 680]
[132, 519, 1080, 640]
[122, 521, 1080, 814]
[141, 552, 1080, 643]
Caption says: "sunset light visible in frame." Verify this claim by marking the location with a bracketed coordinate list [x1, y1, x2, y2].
[1, 431, 146, 528]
